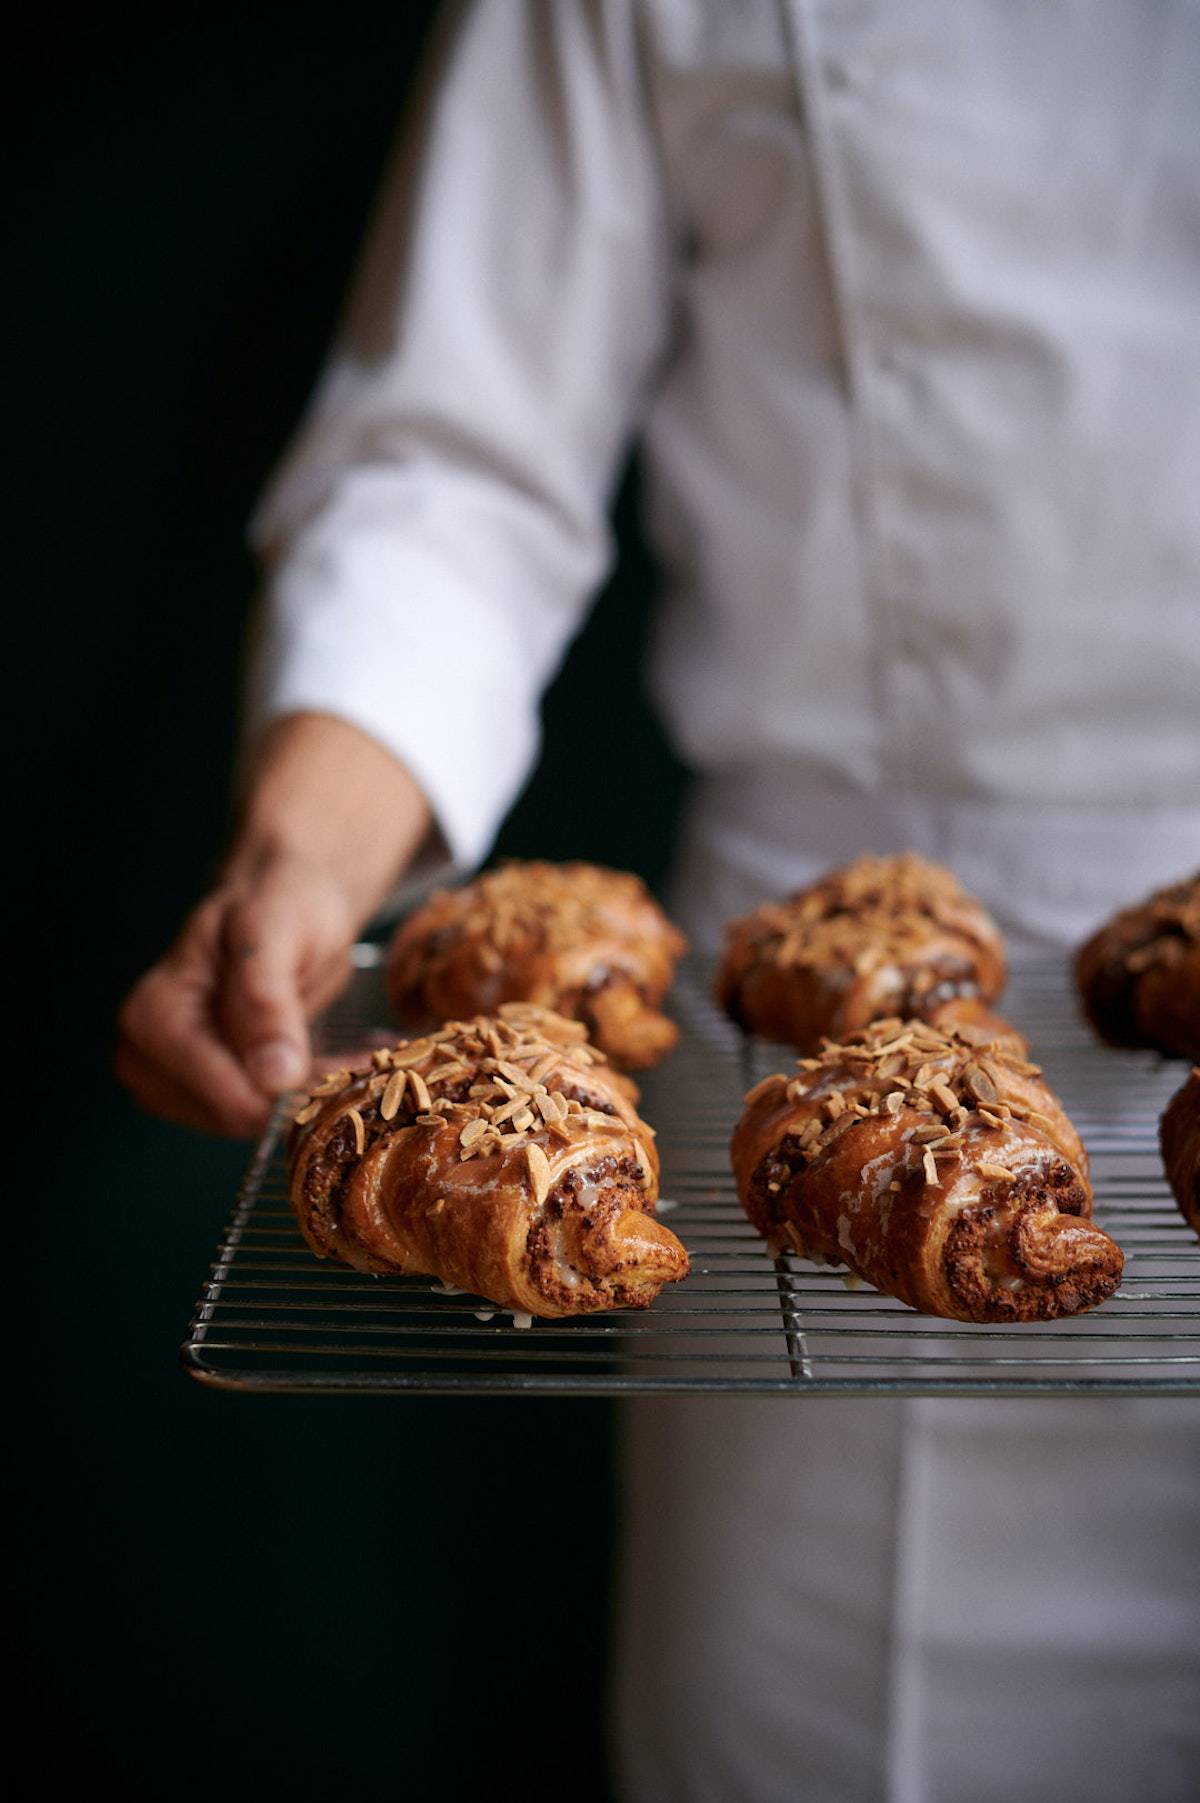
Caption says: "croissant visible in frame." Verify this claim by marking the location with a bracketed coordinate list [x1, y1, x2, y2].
[1075, 872, 1200, 1060]
[730, 1016, 1123, 1322]
[716, 852, 1010, 1053]
[287, 1003, 689, 1317]
[387, 861, 687, 1069]
[1161, 1068, 1200, 1239]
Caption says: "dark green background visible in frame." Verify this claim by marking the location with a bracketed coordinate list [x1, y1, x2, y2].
[19, 7, 686, 1797]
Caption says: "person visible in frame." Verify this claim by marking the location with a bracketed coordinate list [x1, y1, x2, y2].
[118, 4, 1200, 1797]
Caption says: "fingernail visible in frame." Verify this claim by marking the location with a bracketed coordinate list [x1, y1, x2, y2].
[246, 1040, 306, 1093]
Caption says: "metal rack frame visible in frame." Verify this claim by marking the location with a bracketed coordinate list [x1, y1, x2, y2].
[182, 951, 1200, 1396]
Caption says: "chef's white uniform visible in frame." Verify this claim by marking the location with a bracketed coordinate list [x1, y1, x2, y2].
[248, 3, 1200, 1795]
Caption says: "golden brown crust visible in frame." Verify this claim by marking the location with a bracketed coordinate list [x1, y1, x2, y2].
[730, 1016, 1122, 1323]
[1075, 873, 1200, 1060]
[386, 861, 687, 1070]
[1161, 1068, 1200, 1240]
[715, 853, 1008, 1053]
[286, 1003, 688, 1317]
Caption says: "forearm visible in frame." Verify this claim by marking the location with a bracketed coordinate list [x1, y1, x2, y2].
[224, 711, 434, 930]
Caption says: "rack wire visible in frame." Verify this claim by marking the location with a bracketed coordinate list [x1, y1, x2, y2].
[182, 950, 1200, 1395]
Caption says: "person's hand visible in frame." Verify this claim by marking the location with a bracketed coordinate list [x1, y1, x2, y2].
[116, 712, 433, 1136]
[115, 853, 357, 1137]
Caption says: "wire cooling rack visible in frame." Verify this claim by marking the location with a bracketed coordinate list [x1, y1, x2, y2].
[182, 950, 1200, 1395]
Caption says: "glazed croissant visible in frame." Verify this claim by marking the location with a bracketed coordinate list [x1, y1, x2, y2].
[1161, 1068, 1200, 1240]
[387, 861, 688, 1069]
[1075, 872, 1200, 1061]
[716, 852, 1012, 1053]
[288, 1003, 689, 1317]
[731, 1016, 1123, 1322]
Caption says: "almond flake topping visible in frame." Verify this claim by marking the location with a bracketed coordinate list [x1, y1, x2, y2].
[379, 1069, 408, 1121]
[425, 1061, 469, 1085]
[751, 1012, 1066, 1189]
[525, 1142, 552, 1208]
[964, 1063, 1000, 1104]
[312, 1070, 351, 1096]
[929, 1079, 960, 1116]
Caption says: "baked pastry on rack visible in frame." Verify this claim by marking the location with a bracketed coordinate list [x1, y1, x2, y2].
[386, 861, 687, 1069]
[716, 852, 1012, 1052]
[730, 1015, 1123, 1322]
[1161, 1068, 1200, 1240]
[287, 1003, 689, 1318]
[1075, 872, 1200, 1061]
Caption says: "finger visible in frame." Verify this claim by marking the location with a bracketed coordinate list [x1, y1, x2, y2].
[217, 892, 317, 1096]
[118, 965, 276, 1137]
[296, 944, 355, 1019]
[115, 1024, 271, 1139]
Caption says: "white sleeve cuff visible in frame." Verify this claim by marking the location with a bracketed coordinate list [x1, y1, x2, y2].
[245, 528, 548, 874]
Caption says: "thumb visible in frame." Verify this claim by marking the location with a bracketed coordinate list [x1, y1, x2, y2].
[217, 892, 314, 1095]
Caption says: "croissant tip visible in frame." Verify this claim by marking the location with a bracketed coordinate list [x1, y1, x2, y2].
[590, 1208, 691, 1284]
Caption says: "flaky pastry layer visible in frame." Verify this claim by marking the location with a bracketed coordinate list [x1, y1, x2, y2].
[1161, 1068, 1200, 1241]
[716, 852, 1009, 1053]
[1075, 872, 1200, 1061]
[731, 1015, 1122, 1323]
[287, 1003, 688, 1317]
[387, 861, 687, 1069]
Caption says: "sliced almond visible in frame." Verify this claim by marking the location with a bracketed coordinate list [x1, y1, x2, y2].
[964, 1063, 1000, 1104]
[426, 1061, 469, 1085]
[313, 1070, 351, 1096]
[525, 1141, 552, 1208]
[379, 1069, 408, 1121]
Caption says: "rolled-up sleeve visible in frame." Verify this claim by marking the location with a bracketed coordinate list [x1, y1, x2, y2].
[246, 0, 673, 869]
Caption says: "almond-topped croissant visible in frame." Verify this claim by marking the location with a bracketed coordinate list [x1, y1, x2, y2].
[386, 861, 688, 1069]
[287, 1003, 689, 1317]
[716, 853, 1011, 1053]
[1075, 872, 1200, 1060]
[731, 1016, 1123, 1322]
[1161, 1068, 1200, 1239]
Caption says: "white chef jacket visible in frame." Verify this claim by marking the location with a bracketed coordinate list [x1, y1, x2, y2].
[249, 0, 1200, 939]
[247, 3, 1200, 1799]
